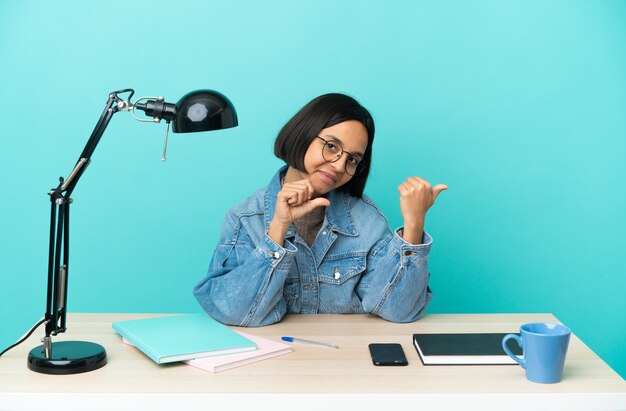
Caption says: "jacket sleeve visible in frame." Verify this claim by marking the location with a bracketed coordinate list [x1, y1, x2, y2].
[193, 211, 298, 327]
[357, 227, 433, 322]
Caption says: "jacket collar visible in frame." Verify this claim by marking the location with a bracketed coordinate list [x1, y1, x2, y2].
[264, 166, 358, 237]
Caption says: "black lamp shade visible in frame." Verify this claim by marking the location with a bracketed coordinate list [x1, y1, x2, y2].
[173, 89, 238, 133]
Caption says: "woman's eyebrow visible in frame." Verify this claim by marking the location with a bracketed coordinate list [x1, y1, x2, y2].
[322, 134, 365, 157]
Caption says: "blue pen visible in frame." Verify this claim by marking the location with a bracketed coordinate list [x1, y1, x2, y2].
[282, 336, 340, 349]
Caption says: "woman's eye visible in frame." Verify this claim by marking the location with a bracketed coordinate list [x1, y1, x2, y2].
[326, 143, 338, 151]
[348, 156, 360, 166]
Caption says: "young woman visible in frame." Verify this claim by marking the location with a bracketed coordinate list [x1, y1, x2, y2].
[194, 93, 447, 326]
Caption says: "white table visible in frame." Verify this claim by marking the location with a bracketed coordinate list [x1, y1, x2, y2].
[1, 313, 624, 410]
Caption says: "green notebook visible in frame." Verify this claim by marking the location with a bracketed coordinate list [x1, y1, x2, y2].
[112, 313, 256, 364]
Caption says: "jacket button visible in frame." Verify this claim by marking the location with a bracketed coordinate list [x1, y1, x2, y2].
[404, 250, 413, 256]
[334, 272, 341, 279]
[272, 251, 281, 259]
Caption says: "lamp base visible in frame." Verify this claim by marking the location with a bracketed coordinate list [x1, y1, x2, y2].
[27, 341, 107, 375]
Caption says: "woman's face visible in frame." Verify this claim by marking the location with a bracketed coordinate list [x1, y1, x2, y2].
[299, 120, 369, 196]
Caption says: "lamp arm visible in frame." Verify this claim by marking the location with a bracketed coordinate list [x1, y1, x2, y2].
[43, 89, 133, 340]
[63, 89, 133, 196]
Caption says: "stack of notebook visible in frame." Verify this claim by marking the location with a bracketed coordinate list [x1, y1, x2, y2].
[112, 313, 292, 372]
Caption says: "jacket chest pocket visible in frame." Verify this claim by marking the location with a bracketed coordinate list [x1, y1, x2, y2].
[318, 254, 367, 285]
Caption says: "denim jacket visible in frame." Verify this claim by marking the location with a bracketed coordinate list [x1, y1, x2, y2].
[193, 166, 433, 326]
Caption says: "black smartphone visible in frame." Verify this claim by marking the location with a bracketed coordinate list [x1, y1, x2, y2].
[368, 343, 408, 366]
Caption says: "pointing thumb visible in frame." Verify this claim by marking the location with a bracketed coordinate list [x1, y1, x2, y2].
[308, 197, 331, 209]
[433, 184, 448, 199]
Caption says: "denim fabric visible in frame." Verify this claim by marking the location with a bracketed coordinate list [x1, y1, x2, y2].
[194, 166, 433, 326]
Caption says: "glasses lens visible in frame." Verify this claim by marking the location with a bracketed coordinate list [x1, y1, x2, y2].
[345, 161, 357, 176]
[321, 141, 342, 163]
[320, 138, 363, 176]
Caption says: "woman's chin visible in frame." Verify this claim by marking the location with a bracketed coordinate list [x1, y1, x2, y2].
[310, 180, 333, 197]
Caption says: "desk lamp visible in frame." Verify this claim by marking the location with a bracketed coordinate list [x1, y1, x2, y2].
[25, 88, 238, 374]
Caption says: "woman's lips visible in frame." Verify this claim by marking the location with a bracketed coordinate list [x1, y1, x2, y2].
[318, 170, 338, 184]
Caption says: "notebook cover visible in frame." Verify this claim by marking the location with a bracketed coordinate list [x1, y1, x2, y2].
[112, 313, 256, 364]
[184, 331, 292, 372]
[412, 333, 522, 365]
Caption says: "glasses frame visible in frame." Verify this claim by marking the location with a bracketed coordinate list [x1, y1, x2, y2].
[315, 136, 364, 176]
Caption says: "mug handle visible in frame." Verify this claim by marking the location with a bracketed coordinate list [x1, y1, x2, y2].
[502, 334, 526, 368]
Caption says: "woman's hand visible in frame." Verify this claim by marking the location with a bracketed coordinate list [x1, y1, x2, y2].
[398, 176, 447, 244]
[268, 179, 330, 245]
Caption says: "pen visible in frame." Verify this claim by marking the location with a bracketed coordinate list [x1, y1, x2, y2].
[281, 336, 340, 349]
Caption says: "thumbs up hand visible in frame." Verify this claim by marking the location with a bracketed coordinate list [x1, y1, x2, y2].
[398, 176, 447, 244]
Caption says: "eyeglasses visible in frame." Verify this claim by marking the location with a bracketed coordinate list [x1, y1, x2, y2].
[316, 136, 363, 176]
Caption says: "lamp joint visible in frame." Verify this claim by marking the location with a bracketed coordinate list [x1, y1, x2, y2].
[116, 101, 131, 111]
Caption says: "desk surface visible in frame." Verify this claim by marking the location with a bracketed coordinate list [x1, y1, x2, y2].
[1, 313, 625, 410]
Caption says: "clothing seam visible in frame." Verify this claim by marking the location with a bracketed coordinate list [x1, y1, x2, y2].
[324, 251, 368, 260]
[370, 233, 392, 257]
[361, 194, 391, 226]
[242, 249, 280, 326]
[371, 262, 405, 314]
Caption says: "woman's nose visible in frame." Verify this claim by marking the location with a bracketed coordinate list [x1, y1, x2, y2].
[329, 153, 348, 173]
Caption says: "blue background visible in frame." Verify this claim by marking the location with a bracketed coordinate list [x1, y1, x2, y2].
[1, 0, 624, 379]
